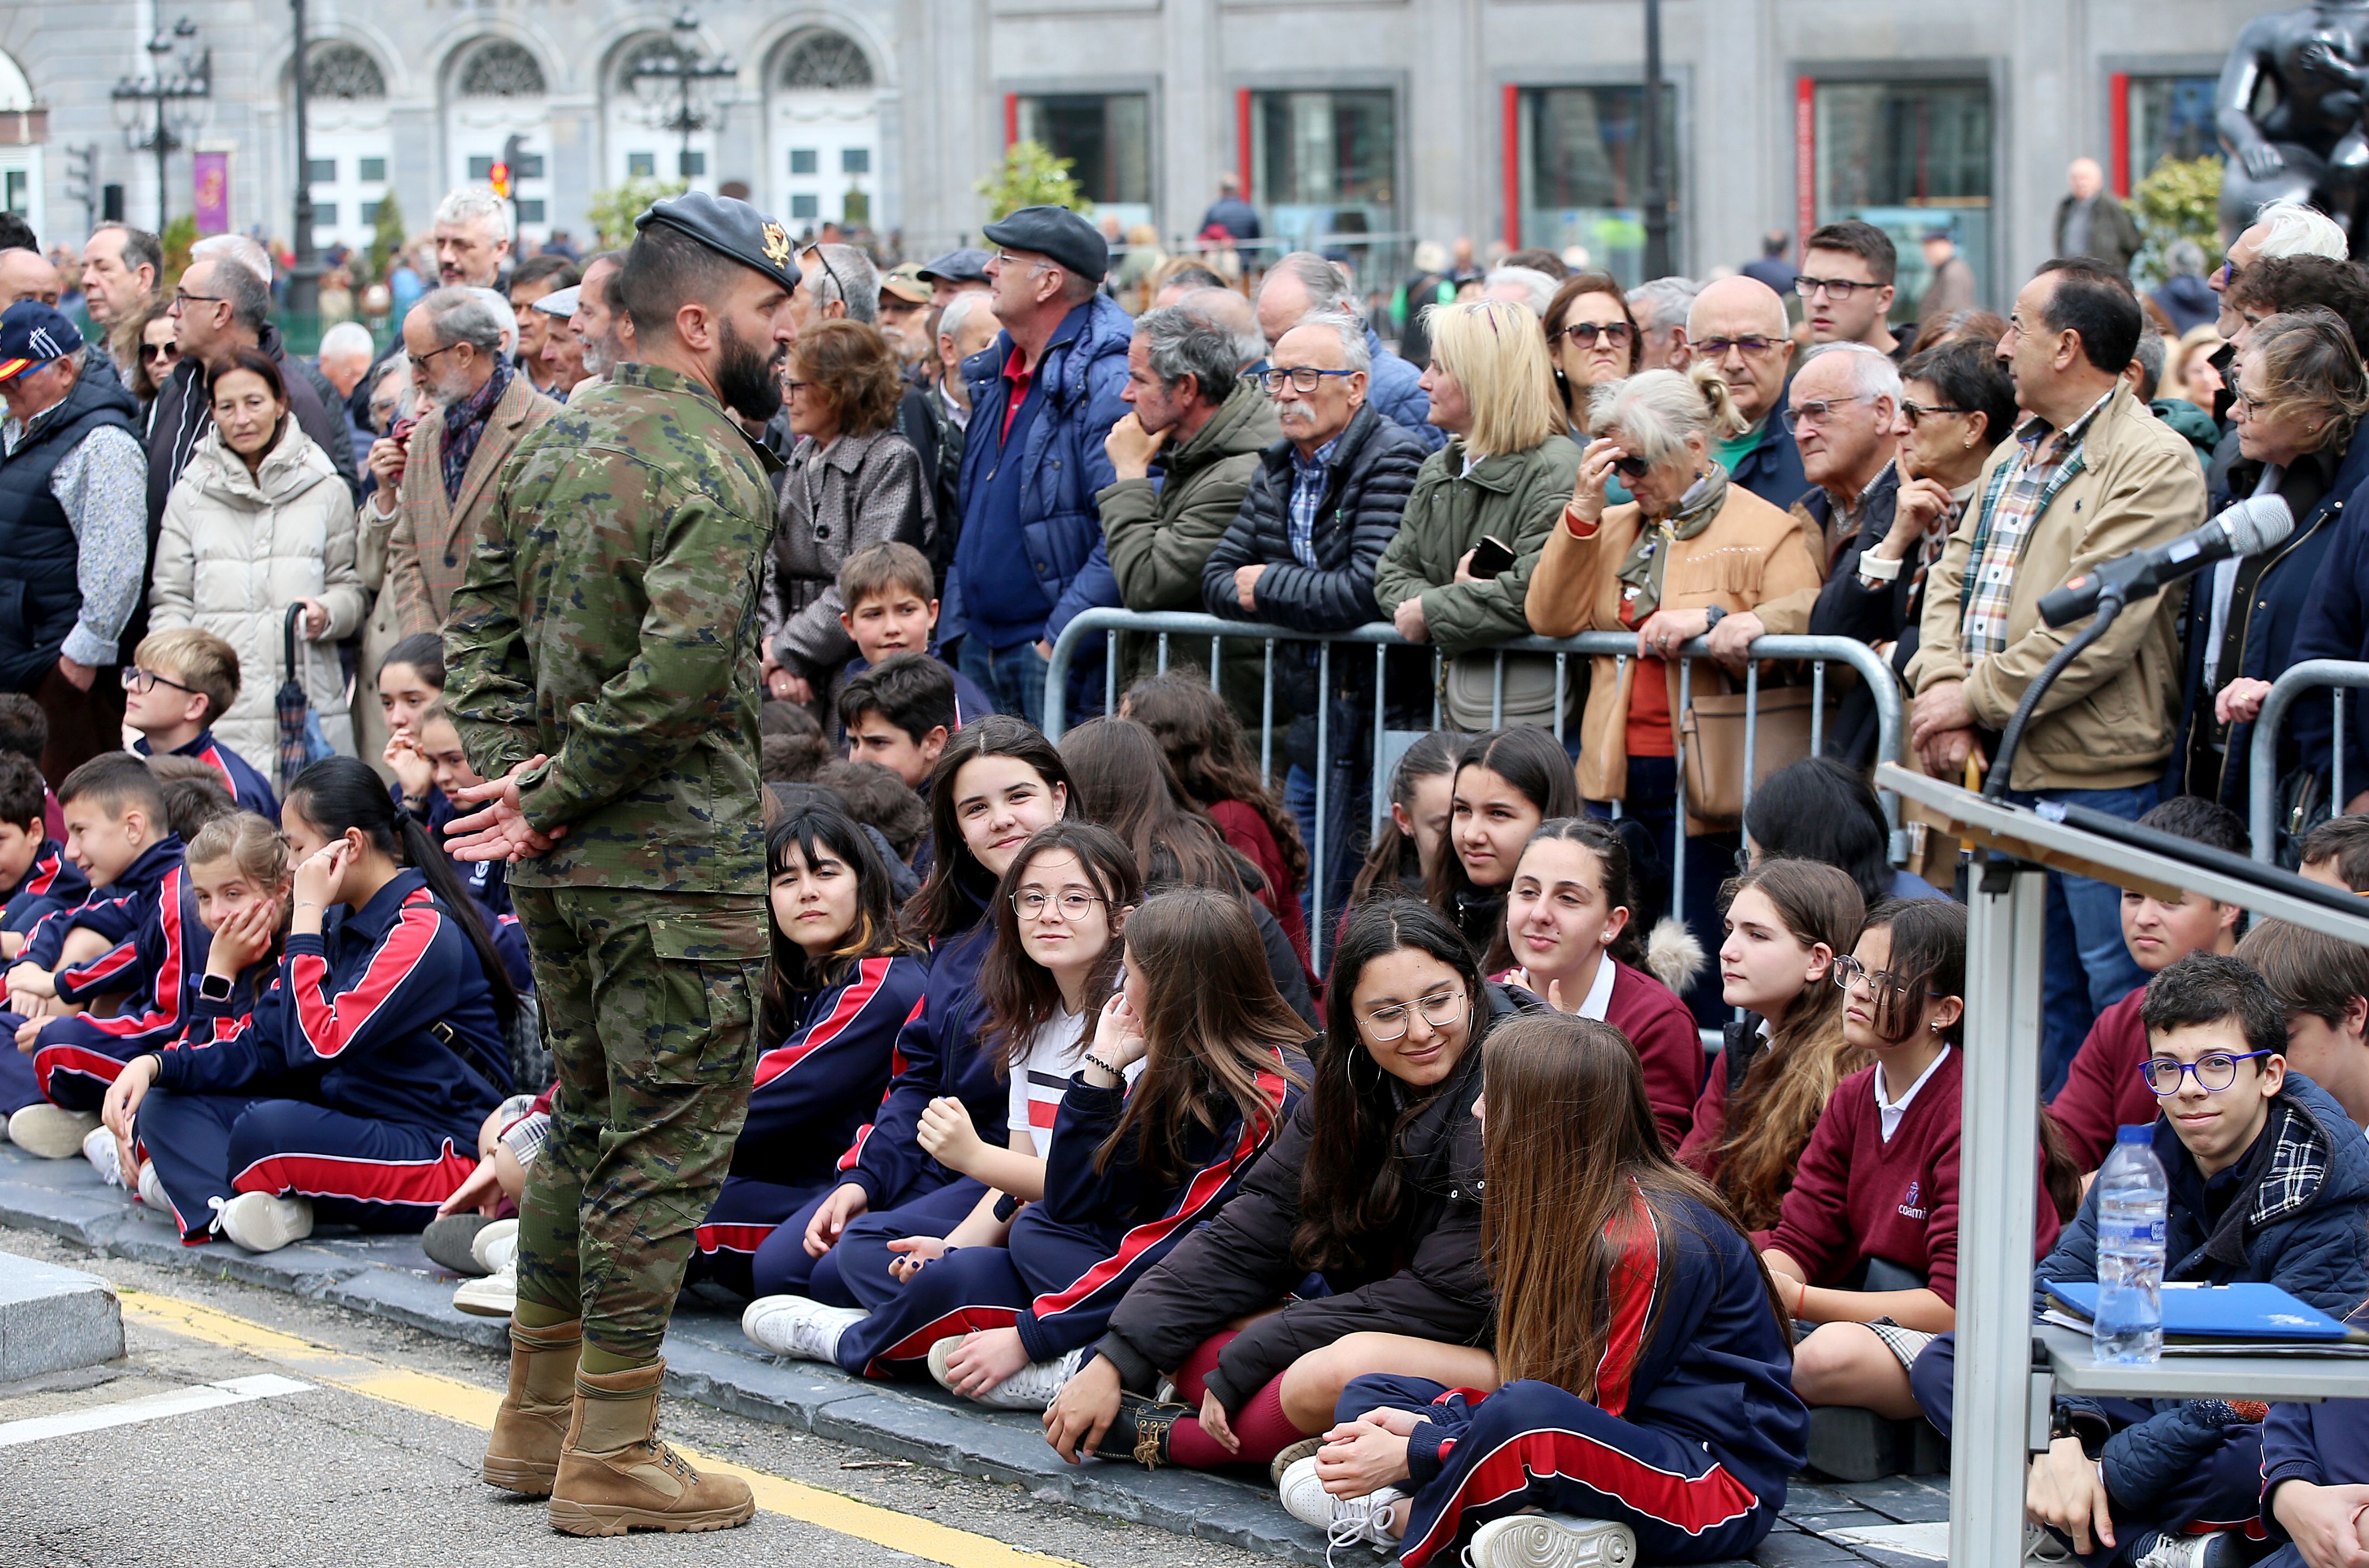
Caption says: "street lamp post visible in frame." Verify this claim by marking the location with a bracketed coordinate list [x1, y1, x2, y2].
[111, 17, 211, 236]
[287, 0, 320, 318]
[1640, 0, 1672, 279]
[629, 10, 734, 182]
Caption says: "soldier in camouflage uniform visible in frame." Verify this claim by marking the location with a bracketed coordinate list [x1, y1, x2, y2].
[442, 191, 798, 1537]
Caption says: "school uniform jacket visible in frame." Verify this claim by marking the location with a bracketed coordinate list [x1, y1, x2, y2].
[143, 956, 318, 1100]
[2263, 1290, 2369, 1544]
[399, 785, 532, 991]
[1502, 960, 1703, 1151]
[1009, 1059, 1302, 1364]
[0, 839, 87, 935]
[2048, 987, 2159, 1172]
[734, 953, 928, 1188]
[135, 729, 278, 819]
[24, 839, 209, 1102]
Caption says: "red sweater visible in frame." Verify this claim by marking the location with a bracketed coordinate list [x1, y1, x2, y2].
[1497, 960, 1704, 1151]
[1761, 1049, 2061, 1307]
[2049, 987, 2158, 1172]
[1678, 1061, 1728, 1178]
[1208, 800, 1312, 977]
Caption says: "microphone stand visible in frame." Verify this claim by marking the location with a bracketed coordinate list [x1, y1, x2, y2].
[1981, 584, 2127, 802]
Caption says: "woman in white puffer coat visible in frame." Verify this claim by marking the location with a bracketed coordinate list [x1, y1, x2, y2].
[150, 346, 365, 767]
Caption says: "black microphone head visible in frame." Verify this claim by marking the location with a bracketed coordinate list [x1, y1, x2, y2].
[2221, 494, 2296, 555]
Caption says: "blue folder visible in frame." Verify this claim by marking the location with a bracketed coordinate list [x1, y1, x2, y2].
[2043, 1280, 2352, 1342]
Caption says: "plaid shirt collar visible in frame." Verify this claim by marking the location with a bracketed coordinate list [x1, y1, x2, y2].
[1956, 388, 2117, 657]
[1286, 434, 1341, 569]
[2012, 385, 2116, 469]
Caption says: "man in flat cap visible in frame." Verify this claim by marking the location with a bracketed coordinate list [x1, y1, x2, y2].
[946, 204, 1133, 719]
[444, 190, 797, 1537]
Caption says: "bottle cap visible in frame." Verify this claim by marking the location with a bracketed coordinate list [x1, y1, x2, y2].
[2116, 1124, 2154, 1144]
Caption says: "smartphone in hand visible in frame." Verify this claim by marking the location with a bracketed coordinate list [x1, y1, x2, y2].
[1467, 534, 1517, 578]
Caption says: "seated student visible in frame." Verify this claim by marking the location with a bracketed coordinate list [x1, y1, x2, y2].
[376, 631, 445, 747]
[0, 694, 64, 841]
[1764, 899, 2075, 1416]
[2240, 918, 2369, 1131]
[1431, 727, 1583, 972]
[1345, 732, 1467, 908]
[123, 628, 276, 818]
[392, 701, 531, 992]
[1042, 900, 1519, 1474]
[688, 805, 926, 1296]
[1679, 859, 1867, 1231]
[100, 760, 519, 1253]
[836, 541, 992, 722]
[2262, 1386, 2369, 1568]
[1280, 1013, 1807, 1568]
[146, 757, 238, 841]
[751, 717, 1071, 1303]
[1498, 817, 1700, 1149]
[1121, 673, 1312, 972]
[1744, 757, 1945, 908]
[0, 751, 86, 945]
[1, 754, 198, 1157]
[2052, 797, 2250, 1170]
[1917, 954, 2369, 1568]
[2297, 814, 2369, 895]
[839, 653, 961, 794]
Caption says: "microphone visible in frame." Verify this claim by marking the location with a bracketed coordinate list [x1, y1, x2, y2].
[2037, 495, 2295, 628]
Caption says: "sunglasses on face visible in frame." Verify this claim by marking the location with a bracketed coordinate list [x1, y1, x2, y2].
[1610, 452, 1651, 479]
[1901, 400, 1970, 425]
[1557, 320, 1633, 348]
[141, 341, 180, 363]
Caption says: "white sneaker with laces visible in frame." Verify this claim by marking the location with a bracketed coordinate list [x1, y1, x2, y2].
[2128, 1530, 2235, 1568]
[215, 1191, 313, 1253]
[81, 1122, 122, 1186]
[946, 1345, 1082, 1411]
[8, 1105, 99, 1160]
[742, 1295, 865, 1363]
[1465, 1514, 1637, 1568]
[472, 1217, 518, 1274]
[2025, 1524, 2074, 1564]
[1277, 1456, 1403, 1558]
[136, 1161, 168, 1215]
[453, 1260, 518, 1318]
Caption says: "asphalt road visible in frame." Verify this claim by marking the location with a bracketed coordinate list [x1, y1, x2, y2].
[0, 1224, 1275, 1568]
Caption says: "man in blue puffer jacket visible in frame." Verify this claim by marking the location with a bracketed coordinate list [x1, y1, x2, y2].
[944, 206, 1132, 723]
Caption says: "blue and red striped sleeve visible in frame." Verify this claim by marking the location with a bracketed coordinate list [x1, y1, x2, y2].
[744, 954, 927, 1150]
[37, 873, 193, 1048]
[281, 894, 464, 1062]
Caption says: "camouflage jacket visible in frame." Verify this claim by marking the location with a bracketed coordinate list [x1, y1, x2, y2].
[444, 362, 780, 895]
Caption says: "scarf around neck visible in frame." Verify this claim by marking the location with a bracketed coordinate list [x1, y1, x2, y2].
[1614, 461, 1730, 621]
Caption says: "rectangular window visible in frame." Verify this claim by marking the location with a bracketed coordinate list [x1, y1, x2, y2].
[678, 150, 706, 178]
[791, 193, 819, 219]
[358, 157, 387, 183]
[306, 158, 337, 185]
[1015, 93, 1150, 223]
[791, 148, 818, 175]
[1813, 79, 1994, 323]
[360, 201, 381, 225]
[516, 154, 546, 180]
[1250, 89, 1396, 260]
[468, 155, 494, 180]
[1517, 85, 1678, 285]
[516, 198, 546, 224]
[312, 203, 338, 227]
[628, 152, 655, 179]
[3, 172, 25, 215]
[2127, 74, 2219, 181]
[841, 147, 871, 175]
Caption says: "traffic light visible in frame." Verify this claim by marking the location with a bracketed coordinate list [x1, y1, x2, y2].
[489, 134, 525, 200]
[488, 160, 511, 200]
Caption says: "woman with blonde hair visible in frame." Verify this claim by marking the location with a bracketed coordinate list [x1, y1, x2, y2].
[1524, 364, 1824, 1017]
[1374, 300, 1583, 732]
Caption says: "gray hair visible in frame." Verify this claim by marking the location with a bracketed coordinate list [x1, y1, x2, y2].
[191, 251, 273, 335]
[318, 321, 375, 363]
[1798, 341, 1902, 408]
[1136, 305, 1240, 404]
[1587, 364, 1745, 466]
[2132, 328, 2167, 401]
[1485, 266, 1559, 318]
[808, 243, 880, 323]
[192, 232, 273, 286]
[434, 185, 512, 240]
[1626, 275, 1703, 331]
[418, 286, 508, 354]
[2165, 238, 2207, 278]
[1177, 286, 1265, 371]
[1259, 251, 1357, 319]
[467, 286, 517, 351]
[1287, 308, 1370, 374]
[93, 224, 163, 281]
[937, 291, 990, 348]
[2252, 201, 2350, 262]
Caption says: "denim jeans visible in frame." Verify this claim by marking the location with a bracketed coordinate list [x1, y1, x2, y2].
[956, 635, 1050, 725]
[1286, 758, 1369, 970]
[2007, 780, 2158, 1099]
[1593, 754, 1737, 1028]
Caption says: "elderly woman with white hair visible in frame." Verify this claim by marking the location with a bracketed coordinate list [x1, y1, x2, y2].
[1527, 363, 1824, 1017]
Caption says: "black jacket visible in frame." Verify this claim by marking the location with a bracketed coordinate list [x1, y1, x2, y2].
[1806, 464, 1913, 767]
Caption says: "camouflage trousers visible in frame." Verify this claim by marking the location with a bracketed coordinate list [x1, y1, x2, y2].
[507, 885, 765, 1363]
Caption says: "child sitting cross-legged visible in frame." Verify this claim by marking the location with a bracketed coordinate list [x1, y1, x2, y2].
[1914, 954, 2369, 1568]
[123, 627, 276, 818]
[0, 751, 88, 1119]
[1279, 1012, 1807, 1567]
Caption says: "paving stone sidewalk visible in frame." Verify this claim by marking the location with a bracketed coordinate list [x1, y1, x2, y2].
[0, 1141, 1946, 1565]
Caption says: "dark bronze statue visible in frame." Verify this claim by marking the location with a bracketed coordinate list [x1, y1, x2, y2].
[2215, 0, 2369, 251]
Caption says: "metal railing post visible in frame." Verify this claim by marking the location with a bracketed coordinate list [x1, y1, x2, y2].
[2247, 660, 2369, 862]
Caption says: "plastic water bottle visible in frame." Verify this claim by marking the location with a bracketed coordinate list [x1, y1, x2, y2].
[2092, 1124, 2169, 1364]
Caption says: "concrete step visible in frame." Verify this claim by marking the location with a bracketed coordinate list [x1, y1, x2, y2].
[0, 1246, 123, 1382]
[1805, 1405, 1950, 1484]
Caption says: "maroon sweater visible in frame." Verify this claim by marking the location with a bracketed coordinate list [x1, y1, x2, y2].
[2049, 986, 2158, 1171]
[1498, 960, 1704, 1151]
[1761, 1049, 2062, 1307]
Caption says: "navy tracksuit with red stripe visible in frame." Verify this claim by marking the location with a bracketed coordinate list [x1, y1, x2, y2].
[1341, 1192, 1805, 1566]
[0, 840, 89, 1114]
[136, 731, 277, 819]
[691, 952, 929, 1295]
[398, 786, 532, 992]
[826, 1059, 1300, 1379]
[131, 869, 508, 1242]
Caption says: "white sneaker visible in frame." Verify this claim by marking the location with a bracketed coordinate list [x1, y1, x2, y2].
[1276, 1456, 1403, 1553]
[2128, 1529, 2238, 1568]
[741, 1294, 864, 1363]
[924, 1337, 1082, 1410]
[1466, 1514, 1637, 1568]
[471, 1217, 518, 1274]
[8, 1104, 99, 1160]
[2025, 1525, 2074, 1564]
[81, 1122, 122, 1186]
[453, 1260, 518, 1318]
[136, 1160, 168, 1214]
[215, 1191, 313, 1253]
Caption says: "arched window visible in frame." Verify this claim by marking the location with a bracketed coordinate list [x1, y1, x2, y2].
[306, 42, 387, 101]
[781, 33, 872, 91]
[457, 40, 546, 99]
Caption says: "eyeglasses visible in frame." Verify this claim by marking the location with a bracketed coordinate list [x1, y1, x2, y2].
[140, 341, 180, 363]
[804, 244, 848, 307]
[120, 666, 197, 696]
[1782, 394, 1876, 434]
[1361, 986, 1467, 1041]
[1259, 366, 1357, 394]
[171, 288, 225, 312]
[406, 343, 462, 374]
[2138, 1050, 2274, 1095]
[2232, 389, 2271, 418]
[781, 377, 810, 397]
[1693, 335, 1784, 360]
[1557, 320, 1634, 348]
[2216, 259, 2238, 289]
[1831, 955, 1942, 1006]
[1012, 889, 1106, 922]
[1794, 275, 1877, 300]
[1901, 400, 1970, 426]
[991, 250, 1055, 275]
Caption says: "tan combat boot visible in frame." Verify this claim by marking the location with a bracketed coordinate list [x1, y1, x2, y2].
[546, 1359, 755, 1536]
[482, 1317, 582, 1496]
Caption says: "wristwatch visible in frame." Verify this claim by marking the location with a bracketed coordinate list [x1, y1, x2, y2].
[1702, 604, 1728, 633]
[198, 972, 234, 1002]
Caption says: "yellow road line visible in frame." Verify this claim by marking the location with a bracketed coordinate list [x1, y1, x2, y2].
[119, 1287, 1079, 1568]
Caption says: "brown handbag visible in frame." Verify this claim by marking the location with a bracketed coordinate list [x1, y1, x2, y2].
[1678, 684, 1819, 823]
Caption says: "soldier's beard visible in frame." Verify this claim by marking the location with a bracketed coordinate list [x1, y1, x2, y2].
[717, 322, 784, 421]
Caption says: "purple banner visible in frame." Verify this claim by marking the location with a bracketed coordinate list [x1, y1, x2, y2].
[192, 150, 229, 236]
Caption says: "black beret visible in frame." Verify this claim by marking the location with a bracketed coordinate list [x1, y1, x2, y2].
[980, 206, 1107, 284]
[634, 191, 803, 295]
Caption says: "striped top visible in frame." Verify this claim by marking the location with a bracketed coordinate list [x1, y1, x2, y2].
[1007, 1009, 1089, 1157]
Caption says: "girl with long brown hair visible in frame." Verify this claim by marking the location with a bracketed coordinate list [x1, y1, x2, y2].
[1424, 727, 1582, 971]
[1347, 730, 1467, 906]
[1275, 1012, 1805, 1568]
[1677, 859, 1866, 1230]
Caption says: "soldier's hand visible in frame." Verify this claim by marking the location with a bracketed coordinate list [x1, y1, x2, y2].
[805, 1181, 870, 1258]
[446, 758, 567, 863]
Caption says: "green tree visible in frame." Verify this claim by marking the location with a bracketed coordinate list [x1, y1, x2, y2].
[587, 177, 689, 250]
[159, 215, 198, 289]
[975, 141, 1091, 221]
[367, 190, 406, 282]
[2130, 154, 2225, 289]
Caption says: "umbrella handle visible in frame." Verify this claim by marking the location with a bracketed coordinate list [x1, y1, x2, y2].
[284, 602, 305, 680]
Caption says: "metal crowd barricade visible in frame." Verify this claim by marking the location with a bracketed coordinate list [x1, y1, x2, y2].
[1043, 608, 1907, 972]
[2249, 658, 2369, 862]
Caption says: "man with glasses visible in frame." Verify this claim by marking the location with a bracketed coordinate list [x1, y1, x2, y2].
[1797, 220, 1901, 361]
[1785, 343, 1902, 568]
[1685, 275, 1807, 508]
[1255, 251, 1443, 452]
[0, 302, 144, 777]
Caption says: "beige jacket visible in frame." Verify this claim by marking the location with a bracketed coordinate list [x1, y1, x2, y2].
[1906, 382, 2207, 792]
